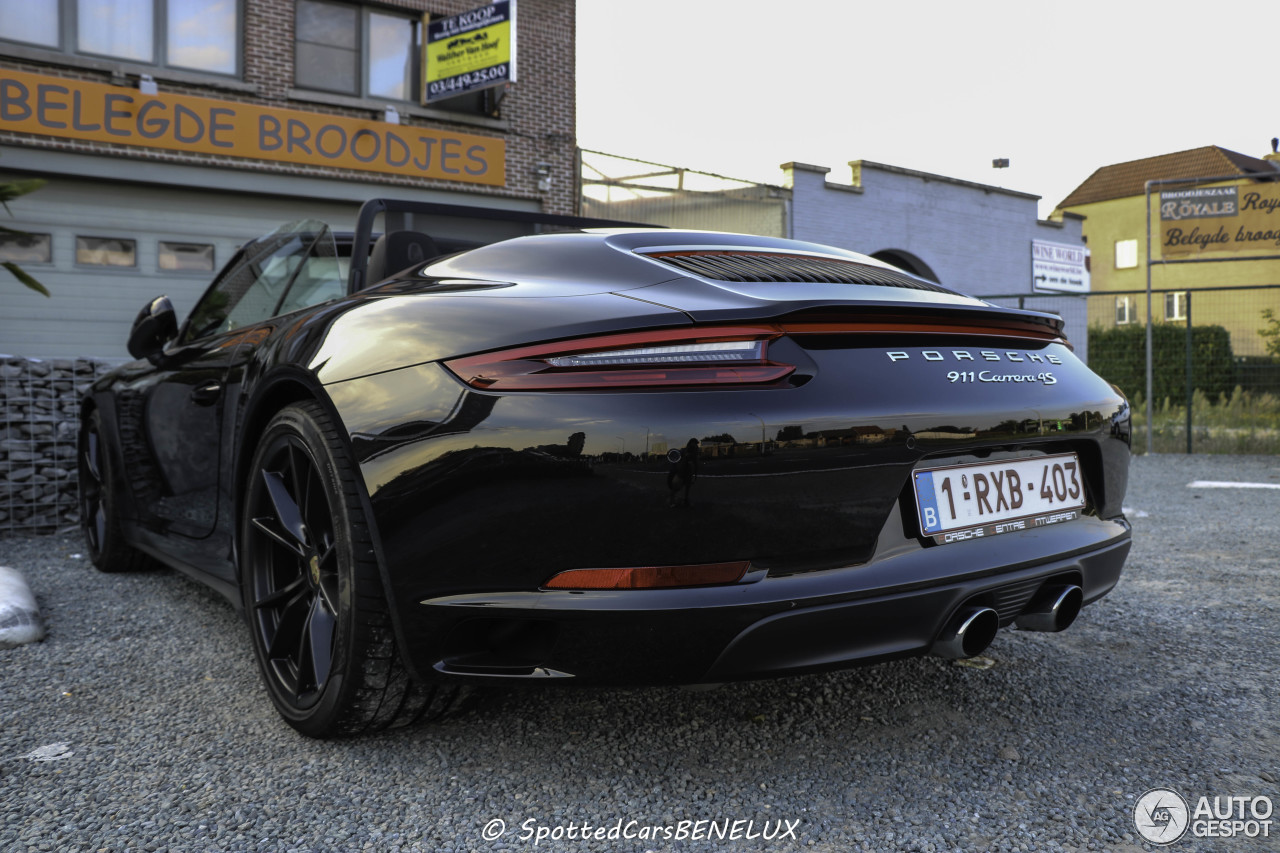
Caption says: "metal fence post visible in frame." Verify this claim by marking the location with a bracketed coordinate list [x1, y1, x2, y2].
[1185, 290, 1193, 454]
[1152, 181, 1162, 455]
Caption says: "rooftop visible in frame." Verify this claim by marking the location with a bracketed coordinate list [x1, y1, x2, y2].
[1057, 146, 1279, 209]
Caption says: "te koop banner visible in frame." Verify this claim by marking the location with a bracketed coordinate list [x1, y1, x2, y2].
[1160, 182, 1280, 256]
[0, 69, 505, 186]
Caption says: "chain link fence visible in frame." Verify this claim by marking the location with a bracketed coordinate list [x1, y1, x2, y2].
[990, 285, 1280, 454]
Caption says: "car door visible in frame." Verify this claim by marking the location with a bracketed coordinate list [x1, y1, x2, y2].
[120, 222, 342, 556]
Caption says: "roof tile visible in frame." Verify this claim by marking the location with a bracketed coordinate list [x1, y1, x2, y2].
[1057, 146, 1278, 209]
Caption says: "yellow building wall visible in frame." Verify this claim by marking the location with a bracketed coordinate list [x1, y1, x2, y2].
[1062, 187, 1280, 358]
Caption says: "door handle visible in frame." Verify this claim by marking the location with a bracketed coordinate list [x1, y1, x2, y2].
[190, 380, 223, 406]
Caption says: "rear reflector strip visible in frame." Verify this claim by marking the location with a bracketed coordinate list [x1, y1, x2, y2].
[543, 561, 751, 590]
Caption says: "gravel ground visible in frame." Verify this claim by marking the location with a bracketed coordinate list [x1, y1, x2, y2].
[1, 454, 1277, 853]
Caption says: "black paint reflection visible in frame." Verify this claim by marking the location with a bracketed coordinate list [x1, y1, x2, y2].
[666, 438, 699, 507]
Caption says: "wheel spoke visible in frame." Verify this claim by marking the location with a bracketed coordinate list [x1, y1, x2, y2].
[93, 505, 106, 549]
[305, 598, 335, 692]
[85, 431, 102, 483]
[296, 445, 316, 530]
[300, 464, 331, 553]
[251, 514, 306, 558]
[316, 577, 339, 616]
[266, 586, 312, 660]
[260, 468, 308, 549]
[287, 443, 309, 522]
[253, 574, 306, 610]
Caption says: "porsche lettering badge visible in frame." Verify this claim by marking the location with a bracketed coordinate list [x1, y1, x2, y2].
[885, 349, 1063, 364]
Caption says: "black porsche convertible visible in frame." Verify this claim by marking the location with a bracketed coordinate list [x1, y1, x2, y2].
[80, 199, 1131, 737]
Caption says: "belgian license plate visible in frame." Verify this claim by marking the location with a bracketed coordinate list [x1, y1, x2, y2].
[912, 453, 1085, 543]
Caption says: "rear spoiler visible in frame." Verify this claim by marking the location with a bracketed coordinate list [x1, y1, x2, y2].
[348, 198, 659, 292]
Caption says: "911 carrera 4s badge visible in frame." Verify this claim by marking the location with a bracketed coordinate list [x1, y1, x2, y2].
[912, 453, 1085, 543]
[946, 370, 1057, 385]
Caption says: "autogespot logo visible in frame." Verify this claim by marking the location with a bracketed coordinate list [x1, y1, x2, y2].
[1135, 788, 1190, 845]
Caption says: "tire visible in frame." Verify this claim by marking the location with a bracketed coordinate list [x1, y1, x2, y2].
[241, 401, 461, 738]
[79, 409, 153, 573]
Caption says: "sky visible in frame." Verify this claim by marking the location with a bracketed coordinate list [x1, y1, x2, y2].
[576, 0, 1277, 219]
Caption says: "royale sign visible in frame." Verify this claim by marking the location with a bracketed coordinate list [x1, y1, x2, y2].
[1160, 183, 1280, 256]
[0, 69, 505, 186]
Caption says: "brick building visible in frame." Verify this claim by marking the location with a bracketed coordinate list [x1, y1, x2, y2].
[0, 0, 576, 359]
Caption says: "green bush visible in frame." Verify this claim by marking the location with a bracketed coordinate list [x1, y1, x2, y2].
[1087, 323, 1235, 405]
[1234, 356, 1280, 395]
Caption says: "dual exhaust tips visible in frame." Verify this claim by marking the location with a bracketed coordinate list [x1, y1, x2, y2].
[931, 584, 1083, 660]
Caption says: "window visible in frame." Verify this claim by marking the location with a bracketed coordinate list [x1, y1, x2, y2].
[76, 236, 136, 267]
[0, 233, 52, 264]
[182, 221, 343, 342]
[159, 241, 215, 272]
[294, 0, 419, 101]
[1165, 291, 1187, 322]
[0, 1, 59, 47]
[0, 0, 240, 76]
[1115, 239, 1138, 270]
[1115, 296, 1133, 326]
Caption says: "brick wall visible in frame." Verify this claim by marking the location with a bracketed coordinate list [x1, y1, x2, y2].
[0, 0, 578, 213]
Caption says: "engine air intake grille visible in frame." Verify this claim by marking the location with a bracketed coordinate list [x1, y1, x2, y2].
[646, 251, 957, 294]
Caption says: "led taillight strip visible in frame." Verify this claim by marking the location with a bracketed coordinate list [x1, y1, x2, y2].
[444, 326, 794, 391]
[442, 319, 1064, 392]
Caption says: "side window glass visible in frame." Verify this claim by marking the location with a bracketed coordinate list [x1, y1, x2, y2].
[182, 220, 341, 342]
[276, 243, 346, 317]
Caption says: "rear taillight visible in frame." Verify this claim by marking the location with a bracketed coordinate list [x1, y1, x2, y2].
[444, 326, 795, 391]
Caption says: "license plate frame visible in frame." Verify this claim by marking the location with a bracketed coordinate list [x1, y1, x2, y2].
[912, 453, 1086, 543]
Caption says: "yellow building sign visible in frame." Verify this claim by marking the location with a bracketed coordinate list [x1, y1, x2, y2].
[1160, 183, 1280, 256]
[424, 0, 516, 103]
[0, 69, 505, 186]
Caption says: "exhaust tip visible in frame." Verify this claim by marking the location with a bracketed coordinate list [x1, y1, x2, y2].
[932, 606, 999, 659]
[1015, 584, 1083, 632]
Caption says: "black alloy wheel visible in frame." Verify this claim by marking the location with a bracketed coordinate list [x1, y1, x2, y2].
[242, 401, 460, 737]
[78, 409, 151, 572]
[245, 424, 340, 710]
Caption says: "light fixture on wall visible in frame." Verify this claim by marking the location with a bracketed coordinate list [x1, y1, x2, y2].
[138, 74, 158, 96]
[535, 163, 553, 192]
[992, 158, 1010, 169]
[383, 105, 401, 125]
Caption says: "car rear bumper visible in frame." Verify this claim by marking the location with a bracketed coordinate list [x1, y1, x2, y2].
[401, 513, 1130, 685]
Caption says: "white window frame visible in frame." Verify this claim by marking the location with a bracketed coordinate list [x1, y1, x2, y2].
[293, 0, 421, 103]
[1116, 296, 1133, 326]
[1165, 291, 1187, 322]
[1115, 239, 1138, 270]
[0, 232, 54, 265]
[75, 235, 137, 268]
[0, 0, 243, 79]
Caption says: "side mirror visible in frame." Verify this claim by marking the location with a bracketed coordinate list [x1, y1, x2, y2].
[127, 295, 178, 363]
